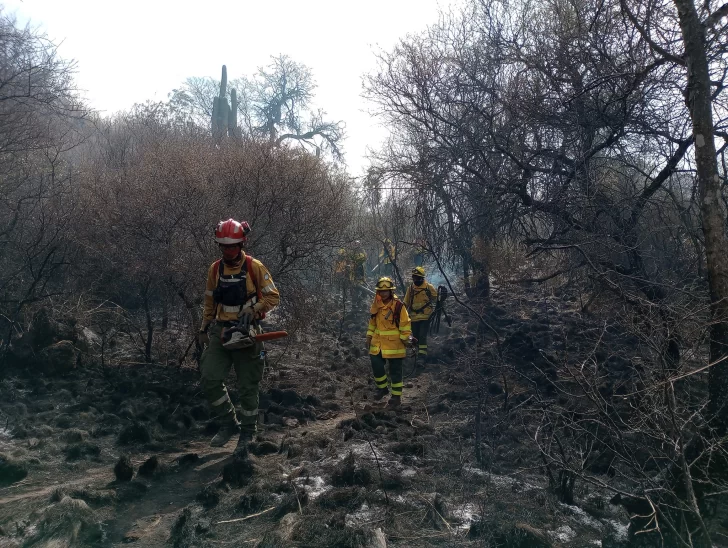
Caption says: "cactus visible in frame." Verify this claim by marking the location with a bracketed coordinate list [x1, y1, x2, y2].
[211, 65, 238, 139]
[229, 88, 238, 137]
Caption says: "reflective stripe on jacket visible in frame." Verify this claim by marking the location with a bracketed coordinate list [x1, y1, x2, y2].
[367, 297, 411, 358]
[201, 253, 280, 330]
[404, 281, 437, 321]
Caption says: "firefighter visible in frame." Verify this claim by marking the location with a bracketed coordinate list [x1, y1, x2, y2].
[197, 219, 280, 453]
[334, 241, 367, 308]
[366, 277, 412, 407]
[379, 239, 396, 277]
[403, 266, 437, 362]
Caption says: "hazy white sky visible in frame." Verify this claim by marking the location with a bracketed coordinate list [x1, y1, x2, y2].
[4, 0, 455, 176]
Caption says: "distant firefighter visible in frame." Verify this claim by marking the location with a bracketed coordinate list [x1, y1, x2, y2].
[403, 266, 437, 362]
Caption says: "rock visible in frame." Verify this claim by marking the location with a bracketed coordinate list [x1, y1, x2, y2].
[39, 340, 78, 374]
[114, 455, 134, 482]
[0, 453, 28, 486]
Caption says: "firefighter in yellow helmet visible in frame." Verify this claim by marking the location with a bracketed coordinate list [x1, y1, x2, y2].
[366, 277, 412, 407]
[403, 266, 437, 362]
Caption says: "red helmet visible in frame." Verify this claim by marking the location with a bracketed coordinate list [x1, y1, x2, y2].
[215, 219, 251, 244]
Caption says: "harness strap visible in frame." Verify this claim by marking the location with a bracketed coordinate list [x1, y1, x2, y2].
[213, 256, 266, 318]
[409, 284, 434, 314]
[394, 300, 403, 328]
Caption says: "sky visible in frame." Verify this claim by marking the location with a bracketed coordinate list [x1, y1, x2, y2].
[3, 0, 455, 177]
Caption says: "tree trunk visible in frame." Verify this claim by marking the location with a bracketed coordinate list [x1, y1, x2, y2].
[141, 284, 154, 364]
[161, 296, 169, 331]
[462, 254, 471, 295]
[673, 0, 728, 431]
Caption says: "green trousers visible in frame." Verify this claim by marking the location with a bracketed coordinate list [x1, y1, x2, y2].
[370, 353, 404, 396]
[200, 323, 264, 433]
[411, 319, 430, 356]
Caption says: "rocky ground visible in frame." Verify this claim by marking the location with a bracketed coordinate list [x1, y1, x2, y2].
[0, 287, 651, 547]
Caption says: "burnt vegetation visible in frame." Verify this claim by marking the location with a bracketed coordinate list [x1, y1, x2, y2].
[1, 0, 728, 547]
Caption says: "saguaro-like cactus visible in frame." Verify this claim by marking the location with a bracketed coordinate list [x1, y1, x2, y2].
[211, 65, 239, 138]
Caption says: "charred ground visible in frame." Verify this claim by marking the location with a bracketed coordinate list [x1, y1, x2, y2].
[0, 284, 719, 547]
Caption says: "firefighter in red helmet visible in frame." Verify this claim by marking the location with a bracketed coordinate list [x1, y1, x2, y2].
[198, 219, 280, 454]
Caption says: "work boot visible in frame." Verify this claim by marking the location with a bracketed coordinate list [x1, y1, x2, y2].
[374, 387, 389, 401]
[210, 420, 241, 447]
[234, 430, 254, 456]
[387, 395, 401, 408]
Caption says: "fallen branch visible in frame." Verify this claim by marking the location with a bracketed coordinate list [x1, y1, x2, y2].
[216, 507, 275, 524]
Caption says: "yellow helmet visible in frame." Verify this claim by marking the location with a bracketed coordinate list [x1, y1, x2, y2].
[374, 277, 396, 291]
[412, 266, 425, 277]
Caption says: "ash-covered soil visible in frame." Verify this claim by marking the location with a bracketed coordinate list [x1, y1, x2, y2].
[0, 288, 640, 547]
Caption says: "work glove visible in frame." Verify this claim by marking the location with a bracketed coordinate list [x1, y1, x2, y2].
[366, 336, 372, 351]
[239, 306, 256, 323]
[198, 331, 210, 346]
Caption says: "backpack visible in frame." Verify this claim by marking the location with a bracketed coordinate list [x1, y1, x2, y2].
[212, 255, 265, 318]
[394, 300, 404, 328]
[406, 284, 434, 313]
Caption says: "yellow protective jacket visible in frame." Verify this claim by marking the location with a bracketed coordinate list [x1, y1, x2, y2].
[335, 249, 367, 282]
[380, 241, 396, 264]
[200, 253, 280, 331]
[367, 297, 412, 358]
[403, 281, 437, 322]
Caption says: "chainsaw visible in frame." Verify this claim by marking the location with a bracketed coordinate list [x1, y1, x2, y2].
[221, 314, 288, 350]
